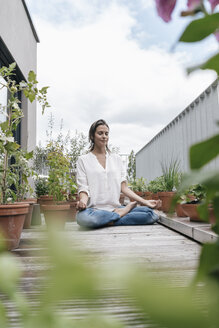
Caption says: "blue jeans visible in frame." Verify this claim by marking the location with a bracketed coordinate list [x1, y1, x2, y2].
[76, 206, 159, 229]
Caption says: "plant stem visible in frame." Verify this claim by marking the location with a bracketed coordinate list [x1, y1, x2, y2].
[2, 150, 8, 204]
[1, 103, 12, 204]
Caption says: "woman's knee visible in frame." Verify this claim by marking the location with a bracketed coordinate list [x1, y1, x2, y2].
[76, 210, 94, 228]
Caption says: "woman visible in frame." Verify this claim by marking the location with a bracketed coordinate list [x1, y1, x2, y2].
[76, 119, 161, 229]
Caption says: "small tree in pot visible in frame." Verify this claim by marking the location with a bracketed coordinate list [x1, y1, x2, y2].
[41, 141, 72, 229]
[0, 63, 49, 249]
[11, 149, 38, 228]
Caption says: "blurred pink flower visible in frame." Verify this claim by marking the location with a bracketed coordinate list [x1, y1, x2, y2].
[208, 0, 219, 11]
[215, 30, 219, 42]
[187, 0, 202, 10]
[155, 0, 177, 22]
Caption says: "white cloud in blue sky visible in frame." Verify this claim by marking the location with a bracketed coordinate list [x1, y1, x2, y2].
[26, 0, 217, 153]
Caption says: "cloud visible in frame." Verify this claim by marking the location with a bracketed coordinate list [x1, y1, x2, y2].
[29, 0, 216, 154]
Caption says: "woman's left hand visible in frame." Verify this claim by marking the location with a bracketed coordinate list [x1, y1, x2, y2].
[145, 199, 162, 209]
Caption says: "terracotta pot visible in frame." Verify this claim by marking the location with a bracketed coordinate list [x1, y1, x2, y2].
[41, 203, 70, 229]
[143, 192, 152, 200]
[175, 203, 186, 217]
[0, 203, 29, 250]
[158, 192, 176, 213]
[37, 195, 54, 206]
[31, 204, 42, 226]
[67, 200, 78, 221]
[135, 191, 144, 197]
[19, 199, 37, 229]
[151, 193, 159, 200]
[181, 203, 203, 222]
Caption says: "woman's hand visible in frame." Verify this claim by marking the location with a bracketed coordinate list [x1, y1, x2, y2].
[145, 199, 162, 209]
[76, 199, 87, 211]
[121, 182, 162, 209]
[76, 192, 88, 211]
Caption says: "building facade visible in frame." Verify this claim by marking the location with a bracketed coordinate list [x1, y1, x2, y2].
[0, 0, 39, 151]
[136, 79, 219, 181]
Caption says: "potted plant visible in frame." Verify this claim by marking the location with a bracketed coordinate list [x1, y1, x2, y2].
[34, 176, 54, 208]
[158, 160, 181, 212]
[0, 63, 49, 249]
[147, 176, 165, 200]
[180, 184, 207, 222]
[67, 179, 78, 221]
[129, 177, 148, 200]
[10, 149, 38, 229]
[41, 142, 71, 229]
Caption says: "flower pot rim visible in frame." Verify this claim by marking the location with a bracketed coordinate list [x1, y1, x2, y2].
[0, 203, 30, 209]
[158, 191, 176, 195]
[41, 204, 70, 211]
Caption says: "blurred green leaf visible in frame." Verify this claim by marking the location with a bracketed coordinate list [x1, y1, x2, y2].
[197, 202, 209, 221]
[195, 243, 219, 283]
[0, 302, 8, 328]
[179, 13, 219, 42]
[201, 53, 219, 75]
[126, 269, 208, 328]
[40, 231, 98, 305]
[179, 170, 219, 194]
[0, 254, 21, 296]
[212, 196, 219, 234]
[190, 133, 219, 169]
[75, 315, 124, 328]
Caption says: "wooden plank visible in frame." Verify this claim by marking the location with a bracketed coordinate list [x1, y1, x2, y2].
[5, 222, 203, 328]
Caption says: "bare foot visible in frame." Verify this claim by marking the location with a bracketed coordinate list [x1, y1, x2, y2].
[113, 201, 137, 218]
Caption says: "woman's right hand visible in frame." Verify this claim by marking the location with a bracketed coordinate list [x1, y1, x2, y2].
[76, 199, 87, 211]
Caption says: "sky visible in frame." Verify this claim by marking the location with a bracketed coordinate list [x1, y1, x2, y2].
[25, 0, 218, 154]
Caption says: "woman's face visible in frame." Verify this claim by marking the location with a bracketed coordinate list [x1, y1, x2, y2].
[93, 124, 109, 148]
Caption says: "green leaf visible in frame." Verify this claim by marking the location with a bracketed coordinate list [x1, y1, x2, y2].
[126, 269, 208, 328]
[28, 70, 37, 83]
[4, 142, 20, 152]
[201, 53, 219, 75]
[190, 133, 219, 169]
[195, 243, 219, 282]
[179, 170, 219, 194]
[179, 13, 219, 42]
[27, 92, 36, 103]
[212, 196, 219, 234]
[9, 62, 16, 71]
[25, 151, 34, 160]
[40, 86, 49, 94]
[0, 121, 9, 132]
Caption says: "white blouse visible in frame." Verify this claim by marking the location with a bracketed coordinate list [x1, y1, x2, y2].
[76, 152, 126, 211]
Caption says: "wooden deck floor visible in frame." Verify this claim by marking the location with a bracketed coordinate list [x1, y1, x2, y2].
[7, 222, 201, 327]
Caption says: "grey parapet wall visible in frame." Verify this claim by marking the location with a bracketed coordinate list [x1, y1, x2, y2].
[136, 79, 219, 182]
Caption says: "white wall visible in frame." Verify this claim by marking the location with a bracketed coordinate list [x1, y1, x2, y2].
[0, 0, 38, 152]
[136, 80, 219, 181]
[0, 0, 37, 79]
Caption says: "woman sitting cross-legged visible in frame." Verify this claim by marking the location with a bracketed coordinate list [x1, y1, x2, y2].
[76, 119, 161, 229]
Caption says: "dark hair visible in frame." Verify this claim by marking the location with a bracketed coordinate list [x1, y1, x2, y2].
[89, 119, 110, 152]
